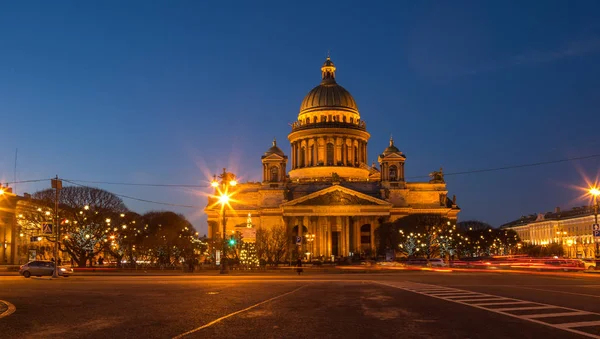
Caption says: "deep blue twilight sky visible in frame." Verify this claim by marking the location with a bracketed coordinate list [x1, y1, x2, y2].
[1, 1, 599, 235]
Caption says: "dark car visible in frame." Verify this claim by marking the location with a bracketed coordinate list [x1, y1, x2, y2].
[19, 260, 74, 278]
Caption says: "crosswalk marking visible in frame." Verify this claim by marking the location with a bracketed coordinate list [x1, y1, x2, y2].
[455, 298, 509, 302]
[494, 305, 557, 311]
[557, 321, 600, 329]
[373, 281, 600, 339]
[522, 311, 592, 319]
[473, 301, 530, 306]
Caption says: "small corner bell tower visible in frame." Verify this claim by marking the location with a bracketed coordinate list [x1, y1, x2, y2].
[261, 138, 288, 184]
[378, 136, 406, 184]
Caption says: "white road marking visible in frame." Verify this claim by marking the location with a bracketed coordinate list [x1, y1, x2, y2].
[374, 281, 600, 339]
[557, 321, 600, 329]
[172, 285, 307, 338]
[494, 305, 557, 312]
[522, 311, 592, 319]
[456, 298, 510, 302]
[473, 301, 530, 306]
[0, 300, 16, 319]
[427, 292, 478, 297]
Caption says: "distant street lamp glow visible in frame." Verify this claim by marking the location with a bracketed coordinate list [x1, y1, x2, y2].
[590, 187, 600, 197]
[84, 205, 89, 210]
[211, 181, 219, 188]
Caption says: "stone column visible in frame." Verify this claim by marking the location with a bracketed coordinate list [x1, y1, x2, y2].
[291, 142, 296, 169]
[345, 216, 351, 256]
[335, 216, 342, 256]
[313, 137, 318, 166]
[364, 141, 368, 164]
[304, 139, 309, 168]
[342, 138, 347, 166]
[315, 216, 320, 257]
[353, 217, 360, 253]
[370, 217, 376, 253]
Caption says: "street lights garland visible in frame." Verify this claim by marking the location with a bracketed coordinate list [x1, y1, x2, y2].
[211, 168, 237, 274]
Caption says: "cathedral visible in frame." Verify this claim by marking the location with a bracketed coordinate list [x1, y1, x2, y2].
[205, 57, 460, 258]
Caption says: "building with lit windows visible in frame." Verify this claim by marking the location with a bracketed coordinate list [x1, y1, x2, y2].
[502, 206, 598, 258]
[205, 57, 460, 258]
[0, 187, 17, 264]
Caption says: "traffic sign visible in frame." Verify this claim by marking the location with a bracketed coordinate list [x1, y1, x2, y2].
[42, 223, 53, 234]
[296, 236, 302, 245]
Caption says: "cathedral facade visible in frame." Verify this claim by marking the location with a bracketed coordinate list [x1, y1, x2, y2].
[205, 57, 460, 258]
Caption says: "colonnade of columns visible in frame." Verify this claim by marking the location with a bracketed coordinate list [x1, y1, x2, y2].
[290, 137, 368, 169]
[285, 215, 380, 258]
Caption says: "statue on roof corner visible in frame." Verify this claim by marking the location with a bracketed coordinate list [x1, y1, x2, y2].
[429, 167, 445, 183]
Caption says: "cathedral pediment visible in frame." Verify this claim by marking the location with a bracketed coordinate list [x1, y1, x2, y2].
[261, 153, 286, 160]
[283, 186, 391, 207]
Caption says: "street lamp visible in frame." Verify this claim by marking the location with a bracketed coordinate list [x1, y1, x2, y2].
[211, 168, 237, 274]
[590, 187, 600, 260]
[305, 233, 315, 260]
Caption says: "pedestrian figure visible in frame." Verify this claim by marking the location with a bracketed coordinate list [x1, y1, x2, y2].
[296, 258, 303, 275]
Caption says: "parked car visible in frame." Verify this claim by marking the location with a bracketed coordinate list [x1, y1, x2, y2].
[19, 260, 74, 278]
[582, 259, 596, 270]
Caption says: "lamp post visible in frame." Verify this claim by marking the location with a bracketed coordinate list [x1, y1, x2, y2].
[590, 187, 600, 260]
[212, 168, 237, 274]
[305, 233, 315, 261]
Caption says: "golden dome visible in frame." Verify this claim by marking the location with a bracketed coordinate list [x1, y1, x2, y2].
[299, 57, 358, 114]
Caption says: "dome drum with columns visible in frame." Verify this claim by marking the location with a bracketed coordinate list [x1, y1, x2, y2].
[205, 56, 460, 259]
[288, 57, 370, 182]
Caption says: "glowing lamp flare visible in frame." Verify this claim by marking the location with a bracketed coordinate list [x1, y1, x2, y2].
[218, 194, 230, 204]
[590, 187, 600, 197]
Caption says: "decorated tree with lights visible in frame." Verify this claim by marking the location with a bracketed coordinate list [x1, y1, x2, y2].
[32, 186, 128, 267]
[240, 242, 259, 269]
[379, 214, 452, 260]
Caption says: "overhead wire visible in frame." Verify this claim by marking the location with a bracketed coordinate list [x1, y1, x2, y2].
[4, 152, 600, 208]
[406, 153, 600, 179]
[1, 178, 53, 185]
[61, 179, 204, 209]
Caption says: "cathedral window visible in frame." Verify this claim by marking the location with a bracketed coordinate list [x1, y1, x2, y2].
[270, 166, 279, 182]
[300, 147, 306, 167]
[326, 143, 334, 165]
[389, 165, 398, 181]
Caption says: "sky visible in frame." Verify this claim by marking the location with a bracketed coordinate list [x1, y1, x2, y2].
[1, 1, 600, 235]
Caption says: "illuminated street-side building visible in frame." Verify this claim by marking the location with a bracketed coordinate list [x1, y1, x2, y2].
[0, 187, 17, 264]
[502, 206, 598, 258]
[205, 57, 460, 258]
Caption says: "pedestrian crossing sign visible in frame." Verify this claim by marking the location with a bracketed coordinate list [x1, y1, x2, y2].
[42, 223, 53, 234]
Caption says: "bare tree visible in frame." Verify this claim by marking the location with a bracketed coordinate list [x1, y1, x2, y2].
[255, 228, 271, 265]
[269, 225, 288, 266]
[33, 186, 128, 267]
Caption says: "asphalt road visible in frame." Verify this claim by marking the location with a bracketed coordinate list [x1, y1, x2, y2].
[3, 271, 600, 338]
